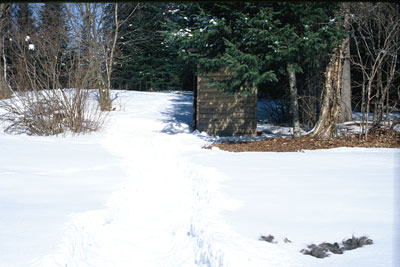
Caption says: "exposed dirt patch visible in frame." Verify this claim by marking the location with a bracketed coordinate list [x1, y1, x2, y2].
[205, 131, 400, 152]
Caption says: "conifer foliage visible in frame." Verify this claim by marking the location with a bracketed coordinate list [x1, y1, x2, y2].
[170, 2, 347, 136]
[170, 3, 346, 93]
[112, 3, 181, 91]
[0, 3, 398, 137]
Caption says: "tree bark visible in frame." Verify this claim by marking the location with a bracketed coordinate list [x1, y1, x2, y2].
[339, 36, 352, 122]
[311, 3, 354, 139]
[338, 4, 352, 123]
[0, 37, 12, 99]
[310, 40, 346, 139]
[287, 63, 301, 138]
[100, 3, 120, 111]
[0, 4, 12, 99]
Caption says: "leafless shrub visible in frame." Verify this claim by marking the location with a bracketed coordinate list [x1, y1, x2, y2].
[0, 88, 106, 136]
[0, 4, 108, 136]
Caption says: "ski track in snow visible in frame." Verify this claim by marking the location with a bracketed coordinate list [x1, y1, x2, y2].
[31, 92, 290, 267]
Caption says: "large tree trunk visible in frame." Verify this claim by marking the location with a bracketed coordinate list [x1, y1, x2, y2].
[339, 4, 352, 122]
[339, 36, 352, 122]
[287, 63, 301, 138]
[311, 40, 347, 139]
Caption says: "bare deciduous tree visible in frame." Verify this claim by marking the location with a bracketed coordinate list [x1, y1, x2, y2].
[351, 2, 400, 139]
[311, 4, 351, 139]
[66, 3, 137, 111]
[311, 38, 348, 139]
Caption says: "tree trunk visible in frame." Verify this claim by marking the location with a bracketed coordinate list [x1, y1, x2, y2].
[339, 36, 352, 122]
[0, 37, 12, 99]
[310, 41, 346, 139]
[339, 4, 352, 122]
[287, 63, 301, 138]
[0, 4, 12, 99]
[99, 86, 111, 111]
[101, 3, 120, 111]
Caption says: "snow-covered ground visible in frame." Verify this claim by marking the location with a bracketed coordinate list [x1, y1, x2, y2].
[0, 90, 398, 266]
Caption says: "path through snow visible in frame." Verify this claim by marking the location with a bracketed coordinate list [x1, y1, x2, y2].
[31, 91, 290, 266]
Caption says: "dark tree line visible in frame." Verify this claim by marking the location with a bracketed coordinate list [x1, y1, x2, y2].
[0, 2, 399, 137]
[160, 2, 398, 138]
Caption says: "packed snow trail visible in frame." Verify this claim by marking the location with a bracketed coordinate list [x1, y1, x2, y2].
[32, 91, 290, 266]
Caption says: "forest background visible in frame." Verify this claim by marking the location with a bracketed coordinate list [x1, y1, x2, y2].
[0, 2, 398, 138]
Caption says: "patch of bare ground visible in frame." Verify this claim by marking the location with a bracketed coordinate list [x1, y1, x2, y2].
[205, 130, 400, 152]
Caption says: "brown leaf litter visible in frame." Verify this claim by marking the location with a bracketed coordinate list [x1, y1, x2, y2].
[205, 130, 400, 152]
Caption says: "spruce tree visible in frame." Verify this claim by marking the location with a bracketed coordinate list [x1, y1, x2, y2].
[171, 2, 347, 136]
[172, 2, 345, 92]
[112, 3, 181, 91]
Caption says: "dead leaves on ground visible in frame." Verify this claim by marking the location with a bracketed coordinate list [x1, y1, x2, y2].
[205, 132, 400, 152]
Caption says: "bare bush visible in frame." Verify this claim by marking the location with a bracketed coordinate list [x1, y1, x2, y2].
[0, 4, 108, 136]
[0, 88, 106, 136]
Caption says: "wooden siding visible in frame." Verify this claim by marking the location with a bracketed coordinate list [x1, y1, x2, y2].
[194, 70, 257, 136]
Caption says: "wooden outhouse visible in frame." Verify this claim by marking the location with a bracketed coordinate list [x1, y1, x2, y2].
[193, 69, 257, 136]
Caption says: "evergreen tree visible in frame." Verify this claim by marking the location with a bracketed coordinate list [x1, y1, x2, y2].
[171, 2, 347, 136]
[112, 3, 181, 91]
[169, 3, 275, 94]
[171, 2, 345, 93]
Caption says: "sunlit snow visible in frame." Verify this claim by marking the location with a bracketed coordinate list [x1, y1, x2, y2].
[0, 90, 398, 267]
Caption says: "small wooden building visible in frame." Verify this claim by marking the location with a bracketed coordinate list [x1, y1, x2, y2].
[193, 70, 257, 136]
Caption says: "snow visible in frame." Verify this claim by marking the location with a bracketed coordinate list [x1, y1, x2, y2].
[0, 90, 398, 267]
[0, 133, 126, 267]
[209, 19, 217, 25]
[174, 29, 193, 37]
[168, 9, 179, 14]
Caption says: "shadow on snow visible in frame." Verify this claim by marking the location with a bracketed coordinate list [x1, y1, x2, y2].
[161, 92, 194, 135]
